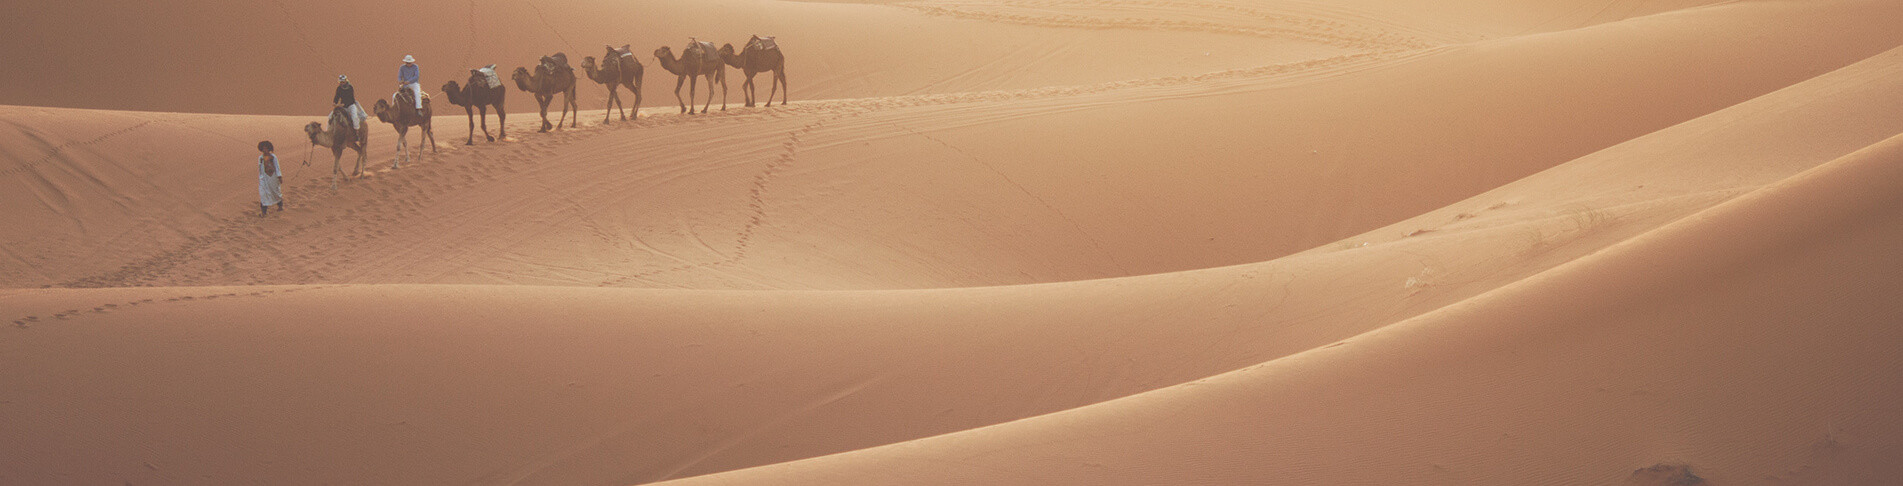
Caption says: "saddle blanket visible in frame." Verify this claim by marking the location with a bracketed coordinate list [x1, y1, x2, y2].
[689, 41, 720, 63]
[475, 64, 502, 88]
[542, 52, 571, 72]
[748, 36, 778, 51]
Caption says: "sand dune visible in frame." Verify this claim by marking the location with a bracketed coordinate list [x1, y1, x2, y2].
[4, 0, 1902, 485]
[9, 0, 1901, 290]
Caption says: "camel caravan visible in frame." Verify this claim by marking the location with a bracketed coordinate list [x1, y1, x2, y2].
[303, 36, 786, 187]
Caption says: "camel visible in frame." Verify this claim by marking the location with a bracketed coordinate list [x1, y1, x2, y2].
[582, 45, 645, 123]
[303, 106, 369, 189]
[720, 36, 787, 108]
[442, 66, 507, 144]
[371, 89, 437, 169]
[654, 40, 726, 114]
[512, 55, 580, 131]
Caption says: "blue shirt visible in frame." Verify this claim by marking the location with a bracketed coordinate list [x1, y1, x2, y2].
[399, 64, 420, 84]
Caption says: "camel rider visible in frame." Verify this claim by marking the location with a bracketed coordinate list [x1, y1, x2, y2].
[334, 75, 366, 129]
[398, 55, 422, 113]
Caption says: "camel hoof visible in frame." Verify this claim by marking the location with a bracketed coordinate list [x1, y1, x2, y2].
[465, 141, 475, 146]
[486, 135, 496, 142]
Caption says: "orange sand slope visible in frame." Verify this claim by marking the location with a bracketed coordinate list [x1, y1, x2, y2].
[4, 0, 1903, 485]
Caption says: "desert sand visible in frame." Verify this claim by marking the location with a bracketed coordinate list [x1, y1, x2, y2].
[3, 0, 1902, 484]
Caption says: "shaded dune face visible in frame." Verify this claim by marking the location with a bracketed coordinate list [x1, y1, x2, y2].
[4, 1, 1903, 485]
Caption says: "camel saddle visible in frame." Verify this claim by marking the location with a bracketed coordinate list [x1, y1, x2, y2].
[747, 35, 778, 52]
[686, 40, 720, 64]
[393, 89, 430, 118]
[471, 64, 502, 88]
[327, 106, 354, 134]
[612, 44, 636, 58]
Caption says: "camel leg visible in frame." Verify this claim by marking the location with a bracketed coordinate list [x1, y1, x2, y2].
[765, 74, 778, 107]
[393, 128, 405, 169]
[538, 95, 552, 132]
[673, 76, 686, 113]
[601, 89, 612, 124]
[465, 106, 477, 145]
[742, 73, 755, 108]
[604, 88, 616, 124]
[692, 75, 707, 114]
[495, 104, 506, 141]
[613, 87, 625, 122]
[770, 69, 786, 107]
[701, 75, 713, 113]
[698, 74, 714, 114]
[425, 122, 437, 154]
[718, 74, 727, 112]
[478, 105, 493, 142]
[559, 89, 574, 126]
[560, 93, 572, 129]
[358, 132, 369, 176]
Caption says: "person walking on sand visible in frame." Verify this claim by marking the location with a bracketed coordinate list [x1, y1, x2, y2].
[257, 141, 284, 216]
[334, 75, 367, 129]
[397, 55, 422, 112]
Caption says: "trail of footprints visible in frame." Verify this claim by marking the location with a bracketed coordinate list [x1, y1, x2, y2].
[1, 118, 166, 178]
[593, 115, 849, 287]
[10, 286, 334, 328]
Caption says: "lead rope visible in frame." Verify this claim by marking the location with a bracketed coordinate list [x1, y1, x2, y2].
[292, 143, 313, 185]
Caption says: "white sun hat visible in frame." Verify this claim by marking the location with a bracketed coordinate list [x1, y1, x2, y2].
[403, 55, 416, 63]
[338, 74, 348, 81]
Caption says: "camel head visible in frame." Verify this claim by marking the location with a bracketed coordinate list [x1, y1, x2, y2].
[304, 121, 324, 142]
[512, 66, 534, 91]
[654, 46, 685, 74]
[719, 44, 745, 69]
[371, 98, 394, 123]
[581, 56, 598, 73]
